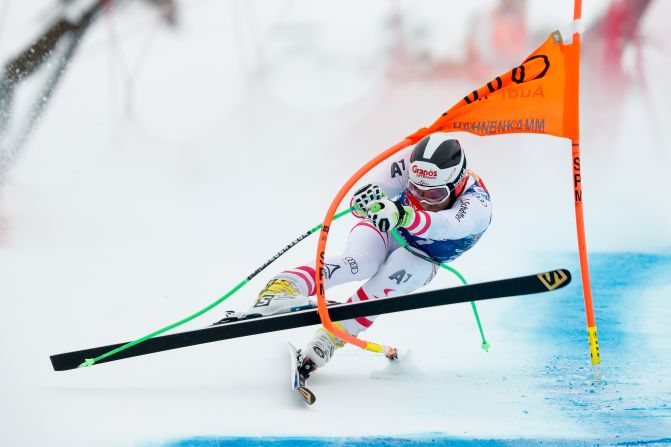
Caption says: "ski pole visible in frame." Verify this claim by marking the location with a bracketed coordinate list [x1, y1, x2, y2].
[78, 207, 354, 368]
[390, 229, 490, 351]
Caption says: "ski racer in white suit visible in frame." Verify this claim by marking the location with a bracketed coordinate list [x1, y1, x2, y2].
[246, 132, 492, 377]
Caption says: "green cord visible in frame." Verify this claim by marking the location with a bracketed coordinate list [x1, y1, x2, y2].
[79, 207, 354, 368]
[80, 280, 248, 367]
[390, 229, 490, 352]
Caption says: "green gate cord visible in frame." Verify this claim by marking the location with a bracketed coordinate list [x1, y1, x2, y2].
[79, 208, 354, 367]
[390, 228, 490, 351]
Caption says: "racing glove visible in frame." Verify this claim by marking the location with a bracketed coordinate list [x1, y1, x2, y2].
[365, 198, 414, 232]
[351, 184, 386, 218]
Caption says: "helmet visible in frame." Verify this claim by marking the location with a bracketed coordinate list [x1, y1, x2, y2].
[407, 133, 467, 207]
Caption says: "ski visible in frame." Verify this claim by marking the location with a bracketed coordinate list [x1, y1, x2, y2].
[50, 268, 571, 371]
[288, 342, 316, 405]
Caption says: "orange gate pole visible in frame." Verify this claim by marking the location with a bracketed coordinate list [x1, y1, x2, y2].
[571, 0, 601, 366]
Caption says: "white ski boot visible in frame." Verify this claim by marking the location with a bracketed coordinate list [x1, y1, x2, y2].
[215, 279, 315, 325]
[304, 326, 346, 368]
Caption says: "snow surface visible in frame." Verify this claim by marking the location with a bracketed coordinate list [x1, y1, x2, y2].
[1, 1, 670, 446]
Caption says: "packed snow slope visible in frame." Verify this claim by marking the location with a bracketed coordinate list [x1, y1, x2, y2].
[0, 1, 670, 446]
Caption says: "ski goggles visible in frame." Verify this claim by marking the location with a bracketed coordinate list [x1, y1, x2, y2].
[407, 181, 451, 204]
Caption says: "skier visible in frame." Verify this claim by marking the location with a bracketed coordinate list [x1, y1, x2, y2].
[243, 132, 492, 382]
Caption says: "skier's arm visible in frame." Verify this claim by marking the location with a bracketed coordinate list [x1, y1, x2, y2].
[403, 186, 492, 240]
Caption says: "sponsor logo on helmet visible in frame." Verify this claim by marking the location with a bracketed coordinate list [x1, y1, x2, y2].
[444, 166, 458, 182]
[451, 167, 466, 187]
[411, 165, 438, 179]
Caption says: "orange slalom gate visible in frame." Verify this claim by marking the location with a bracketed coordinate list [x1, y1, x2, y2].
[569, 0, 601, 365]
[313, 0, 600, 365]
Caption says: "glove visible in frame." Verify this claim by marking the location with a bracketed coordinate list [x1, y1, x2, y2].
[365, 199, 414, 232]
[351, 184, 385, 218]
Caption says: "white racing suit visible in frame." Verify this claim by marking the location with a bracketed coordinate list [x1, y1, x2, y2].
[273, 147, 492, 337]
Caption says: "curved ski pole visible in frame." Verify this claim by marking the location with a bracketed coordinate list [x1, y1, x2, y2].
[78, 207, 353, 368]
[390, 229, 490, 351]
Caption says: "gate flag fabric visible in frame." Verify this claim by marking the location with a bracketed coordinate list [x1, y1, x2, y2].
[408, 28, 580, 142]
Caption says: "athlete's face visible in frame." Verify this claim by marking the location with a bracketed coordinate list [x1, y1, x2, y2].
[407, 181, 452, 211]
[421, 199, 451, 212]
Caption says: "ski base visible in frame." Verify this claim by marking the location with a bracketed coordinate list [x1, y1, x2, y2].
[296, 386, 316, 405]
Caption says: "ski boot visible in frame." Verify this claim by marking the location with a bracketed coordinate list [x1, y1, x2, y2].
[247, 278, 314, 317]
[304, 326, 346, 368]
[214, 279, 313, 325]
